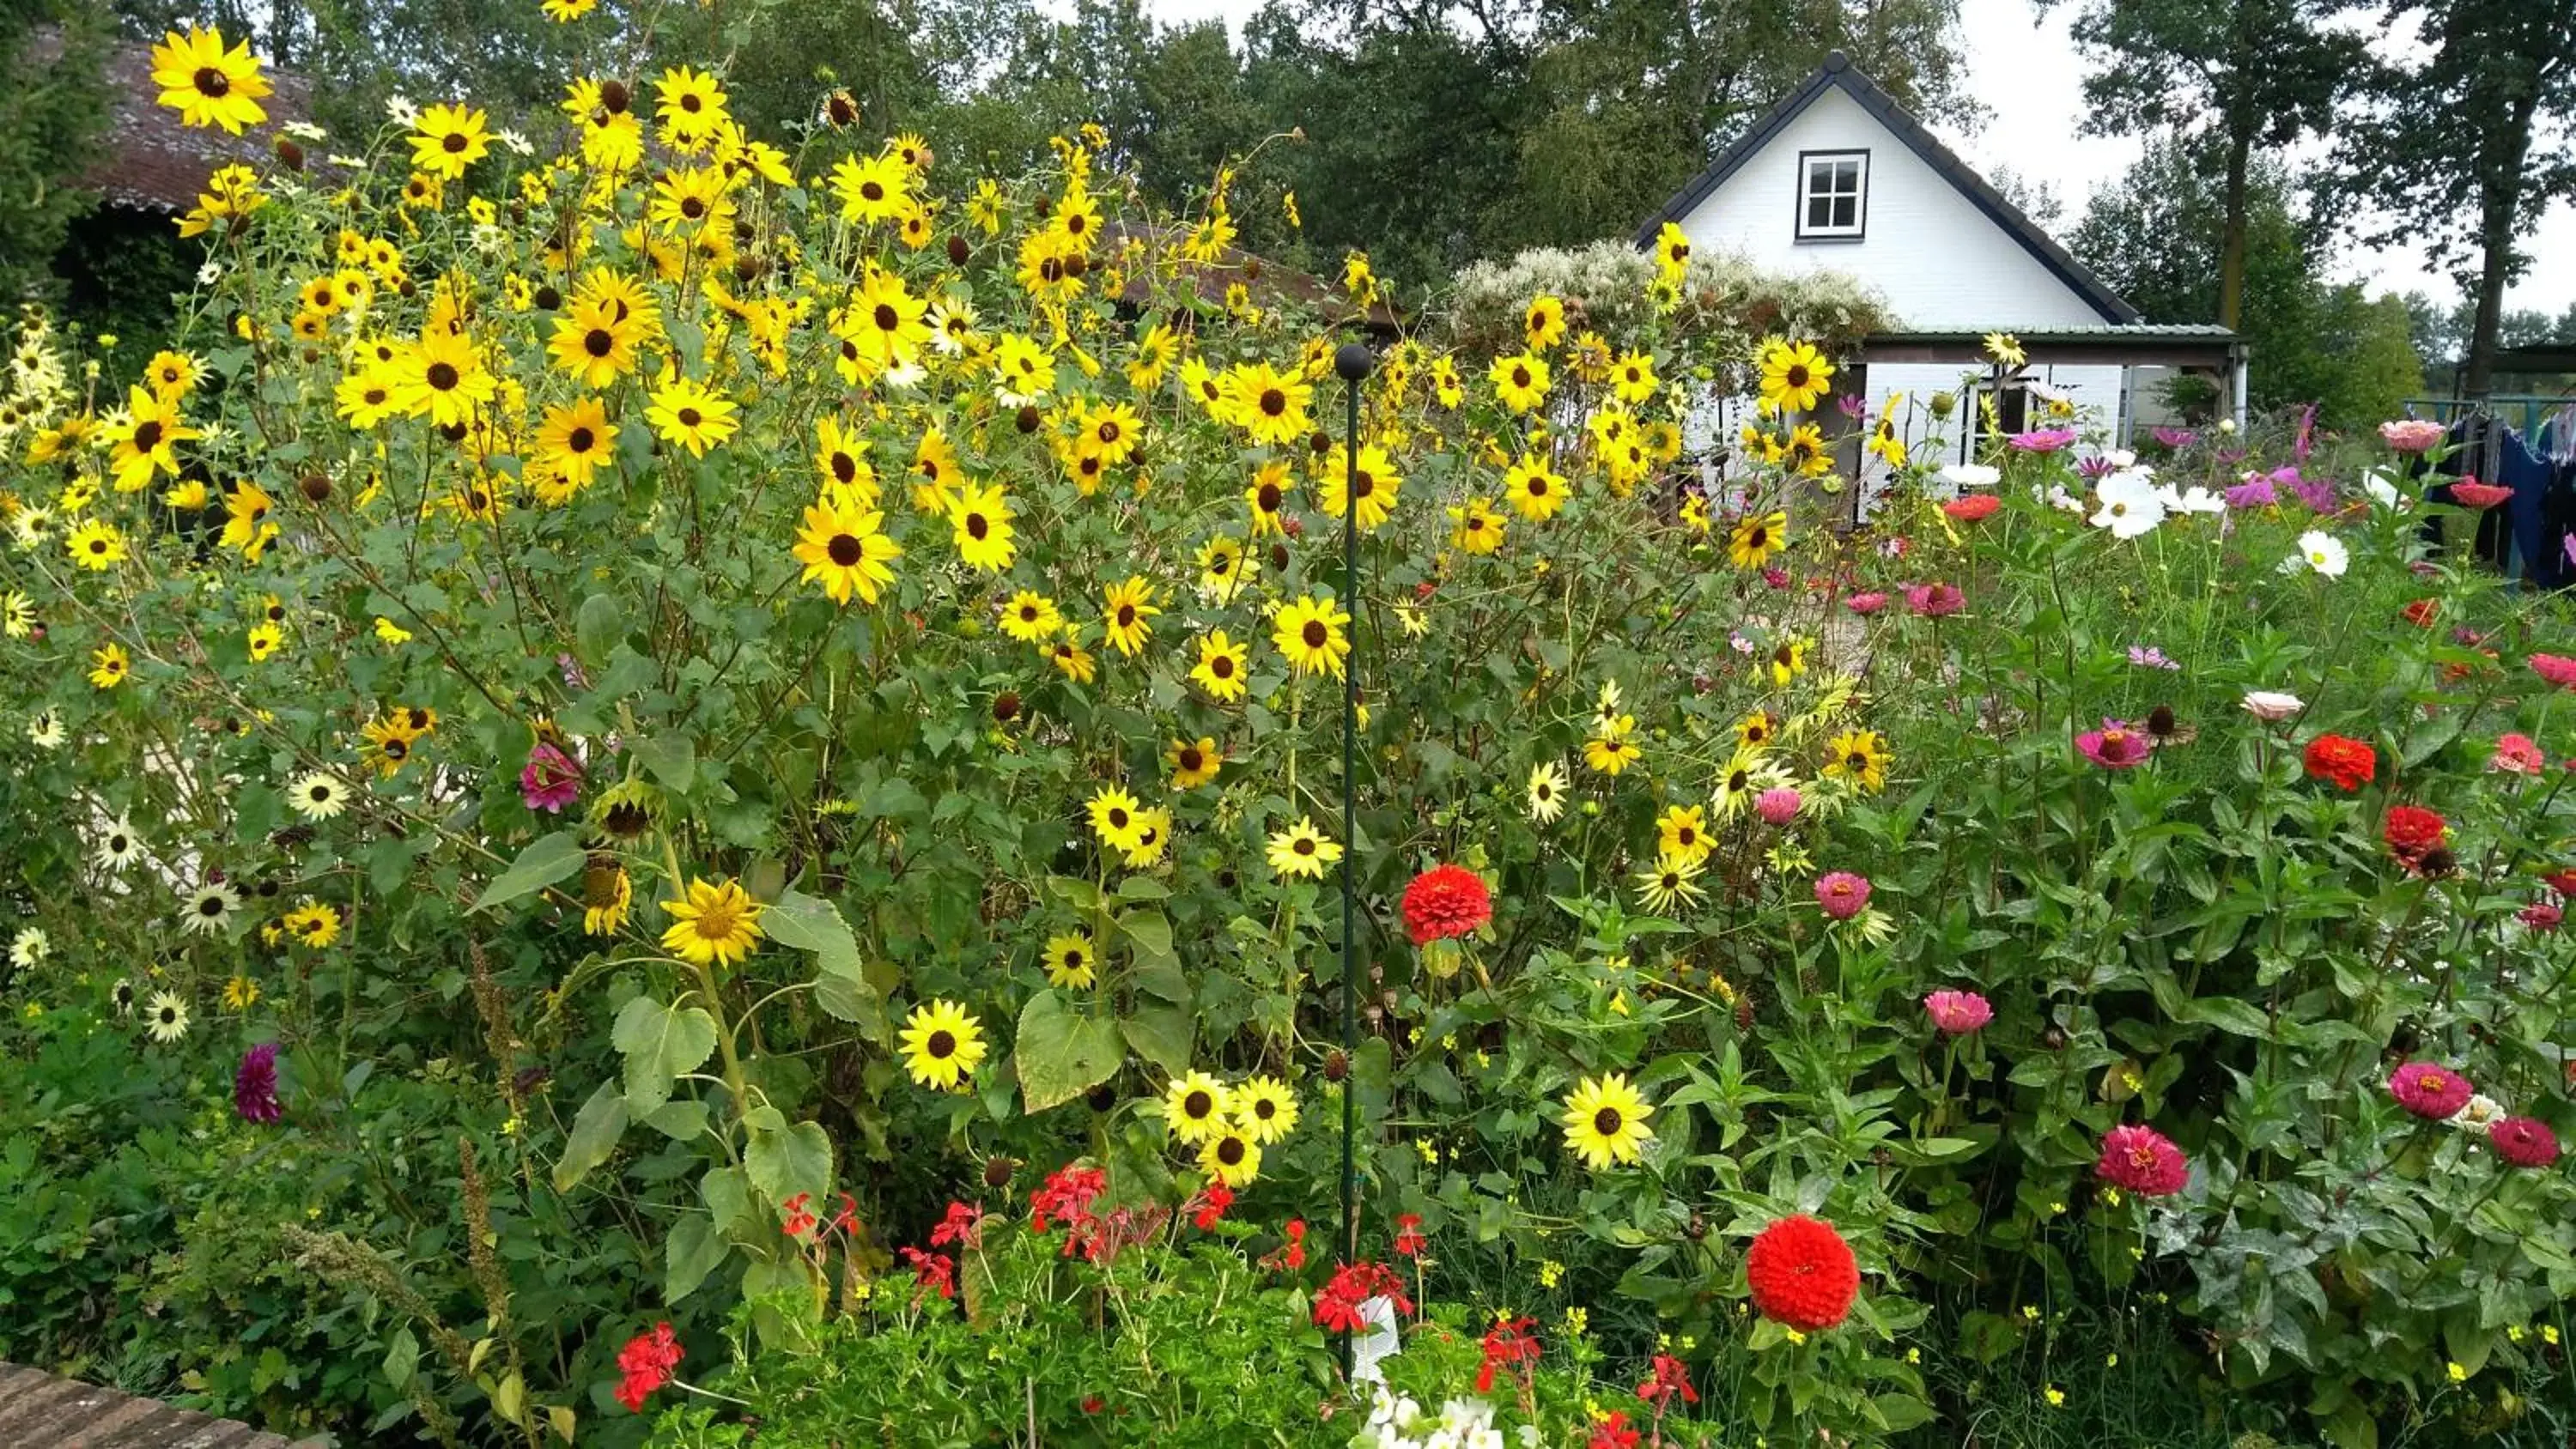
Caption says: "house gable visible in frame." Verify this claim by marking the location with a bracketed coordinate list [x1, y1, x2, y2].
[1638, 53, 2138, 328]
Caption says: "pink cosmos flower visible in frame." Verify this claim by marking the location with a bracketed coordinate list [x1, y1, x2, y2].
[2008, 428, 2078, 453]
[2150, 427, 2197, 449]
[2489, 1116, 2561, 1168]
[2223, 472, 2278, 509]
[1905, 582, 1965, 617]
[2389, 1061, 2475, 1119]
[1813, 871, 1871, 920]
[2076, 718, 2150, 769]
[2529, 653, 2576, 690]
[519, 742, 583, 813]
[2491, 733, 2545, 775]
[2096, 1124, 2188, 1196]
[1754, 787, 1802, 825]
[1844, 591, 1889, 615]
[2378, 419, 2445, 454]
[1923, 989, 1992, 1035]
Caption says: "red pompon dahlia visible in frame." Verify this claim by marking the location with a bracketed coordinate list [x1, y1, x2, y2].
[2095, 1124, 2189, 1197]
[2382, 805, 2447, 869]
[1744, 1215, 1860, 1331]
[1400, 864, 1492, 946]
[2389, 1061, 2475, 1119]
[2302, 734, 2378, 791]
[2489, 1116, 2561, 1168]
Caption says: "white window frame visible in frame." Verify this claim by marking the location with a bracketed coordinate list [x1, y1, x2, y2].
[1795, 149, 1869, 242]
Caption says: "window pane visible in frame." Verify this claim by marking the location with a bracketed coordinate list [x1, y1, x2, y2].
[1807, 196, 1834, 228]
[1832, 161, 1859, 193]
[1832, 197, 1856, 228]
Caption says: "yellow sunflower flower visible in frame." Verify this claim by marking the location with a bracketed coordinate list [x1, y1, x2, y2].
[659, 876, 766, 969]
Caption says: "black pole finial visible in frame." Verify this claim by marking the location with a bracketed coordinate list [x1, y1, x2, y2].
[1334, 341, 1374, 384]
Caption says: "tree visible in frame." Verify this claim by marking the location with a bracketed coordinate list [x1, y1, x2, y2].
[0, 3, 112, 305]
[2036, 0, 2364, 332]
[2337, 0, 2576, 396]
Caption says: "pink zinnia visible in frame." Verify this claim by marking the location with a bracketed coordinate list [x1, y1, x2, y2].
[1942, 494, 2000, 522]
[1762, 567, 1791, 590]
[2449, 482, 2512, 510]
[1845, 591, 1889, 615]
[1754, 787, 1802, 825]
[1923, 989, 1992, 1035]
[2489, 1116, 2561, 1168]
[2076, 718, 2150, 769]
[2389, 1061, 2474, 1119]
[2529, 653, 2576, 689]
[2379, 419, 2444, 454]
[1814, 870, 1871, 919]
[2008, 428, 2078, 452]
[2491, 733, 2545, 774]
[1905, 582, 1965, 617]
[2096, 1124, 2188, 1196]
[2518, 901, 2562, 931]
[520, 742, 583, 813]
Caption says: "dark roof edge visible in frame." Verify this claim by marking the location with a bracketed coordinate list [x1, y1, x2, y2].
[1633, 51, 2142, 326]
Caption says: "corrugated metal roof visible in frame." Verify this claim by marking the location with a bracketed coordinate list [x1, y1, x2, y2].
[0, 1361, 310, 1448]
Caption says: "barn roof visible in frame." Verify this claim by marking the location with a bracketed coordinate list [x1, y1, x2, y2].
[1635, 51, 2139, 326]
[53, 33, 313, 214]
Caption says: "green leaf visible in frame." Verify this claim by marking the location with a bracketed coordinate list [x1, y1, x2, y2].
[550, 1080, 629, 1193]
[1015, 988, 1124, 1113]
[574, 592, 623, 664]
[2178, 995, 2275, 1039]
[744, 1118, 834, 1209]
[612, 997, 719, 1116]
[1118, 907, 1175, 961]
[471, 830, 586, 913]
[664, 1215, 730, 1305]
[383, 1327, 421, 1391]
[765, 888, 884, 1040]
[635, 733, 697, 792]
[1121, 1003, 1194, 1076]
[643, 1100, 709, 1141]
[1869, 1394, 1934, 1433]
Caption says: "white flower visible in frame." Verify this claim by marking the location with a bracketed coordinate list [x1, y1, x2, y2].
[325, 153, 368, 171]
[2100, 448, 2136, 469]
[471, 223, 507, 255]
[2285, 530, 2348, 578]
[9, 926, 47, 968]
[2217, 417, 2239, 434]
[1939, 463, 2000, 491]
[1463, 1430, 1504, 1449]
[2156, 483, 2226, 516]
[94, 819, 145, 870]
[2361, 469, 2409, 512]
[2043, 482, 2086, 513]
[282, 119, 327, 141]
[180, 881, 240, 936]
[289, 770, 350, 821]
[145, 990, 190, 1042]
[495, 127, 534, 155]
[2241, 690, 2305, 721]
[196, 261, 223, 286]
[2090, 470, 2166, 538]
[27, 708, 64, 748]
[1437, 1399, 1494, 1433]
[386, 94, 418, 125]
[2449, 1094, 2504, 1135]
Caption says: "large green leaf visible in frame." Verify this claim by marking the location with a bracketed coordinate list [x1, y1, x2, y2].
[763, 888, 884, 1040]
[550, 1080, 629, 1193]
[612, 996, 719, 1116]
[1015, 989, 1123, 1113]
[471, 830, 585, 913]
[664, 1215, 731, 1305]
[744, 1118, 833, 1209]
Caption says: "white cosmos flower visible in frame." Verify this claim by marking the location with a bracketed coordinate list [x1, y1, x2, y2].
[1939, 463, 2000, 490]
[2242, 690, 2305, 720]
[196, 261, 223, 285]
[2285, 530, 2348, 578]
[2362, 469, 2409, 512]
[495, 128, 533, 155]
[2043, 483, 2086, 513]
[282, 119, 328, 142]
[2090, 469, 2166, 538]
[2100, 448, 2137, 469]
[2156, 482, 2227, 516]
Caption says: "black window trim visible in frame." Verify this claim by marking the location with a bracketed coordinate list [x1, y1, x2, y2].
[1795, 148, 1870, 243]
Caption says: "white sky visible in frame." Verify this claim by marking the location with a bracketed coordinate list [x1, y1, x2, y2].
[1117, 0, 2576, 317]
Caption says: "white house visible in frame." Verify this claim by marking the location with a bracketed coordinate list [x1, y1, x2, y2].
[1635, 51, 2244, 492]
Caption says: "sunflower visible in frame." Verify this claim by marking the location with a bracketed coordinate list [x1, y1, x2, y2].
[219, 482, 278, 562]
[1523, 294, 1567, 350]
[283, 901, 343, 948]
[1121, 806, 1173, 869]
[947, 483, 1017, 573]
[1504, 456, 1570, 522]
[145, 991, 192, 1043]
[1050, 640, 1097, 684]
[2, 593, 33, 638]
[1635, 851, 1707, 914]
[1561, 1074, 1655, 1169]
[1822, 729, 1890, 793]
[88, 643, 131, 690]
[1163, 1070, 1233, 1145]
[655, 65, 730, 149]
[1728, 511, 1787, 569]
[1271, 595, 1350, 679]
[999, 591, 1062, 644]
[410, 102, 492, 180]
[1232, 1076, 1300, 1143]
[1611, 350, 1658, 405]
[1528, 761, 1570, 823]
[335, 365, 402, 429]
[1127, 323, 1177, 389]
[1767, 637, 1809, 688]
[1084, 786, 1147, 854]
[1710, 749, 1793, 819]
[660, 876, 765, 968]
[181, 881, 240, 937]
[108, 385, 198, 492]
[289, 770, 350, 821]
[1315, 444, 1401, 533]
[812, 415, 878, 506]
[1584, 719, 1641, 776]
[222, 974, 262, 1010]
[1168, 737, 1223, 790]
[535, 397, 618, 491]
[990, 333, 1056, 403]
[1448, 496, 1507, 555]
[1043, 931, 1097, 988]
[831, 152, 913, 224]
[1757, 340, 1834, 414]
[1656, 804, 1713, 865]
[1489, 352, 1550, 414]
[792, 497, 901, 606]
[1099, 576, 1160, 657]
[1192, 630, 1251, 703]
[27, 709, 65, 749]
[1783, 423, 1832, 478]
[648, 164, 732, 235]
[1199, 1129, 1262, 1187]
[394, 330, 495, 427]
[1195, 536, 1253, 604]
[898, 998, 986, 1090]
[1216, 361, 1313, 447]
[910, 427, 962, 514]
[361, 716, 423, 776]
[547, 299, 644, 389]
[1653, 221, 1692, 279]
[646, 376, 739, 457]
[1244, 462, 1294, 537]
[94, 819, 145, 871]
[149, 26, 271, 134]
[1265, 816, 1342, 880]
[840, 268, 931, 368]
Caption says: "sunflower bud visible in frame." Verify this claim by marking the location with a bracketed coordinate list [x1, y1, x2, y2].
[824, 89, 858, 127]
[2148, 704, 2177, 737]
[947, 235, 970, 266]
[993, 691, 1020, 723]
[1063, 252, 1087, 278]
[1015, 405, 1041, 433]
[1269, 543, 1290, 572]
[983, 1155, 1017, 1187]
[1309, 430, 1331, 454]
[1685, 1211, 1708, 1241]
[1085, 1082, 1119, 1112]
[1242, 258, 1262, 281]
[532, 284, 562, 312]
[300, 473, 331, 503]
[273, 136, 304, 171]
[1323, 1050, 1349, 1082]
[1929, 391, 1957, 419]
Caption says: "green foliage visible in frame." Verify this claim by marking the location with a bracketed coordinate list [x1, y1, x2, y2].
[0, 2, 112, 304]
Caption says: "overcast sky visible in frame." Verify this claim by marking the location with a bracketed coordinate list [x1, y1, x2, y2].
[1110, 0, 2576, 317]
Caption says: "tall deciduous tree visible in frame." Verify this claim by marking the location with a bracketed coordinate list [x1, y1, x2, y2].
[0, 1, 112, 304]
[2337, 0, 2576, 397]
[2035, 0, 2363, 332]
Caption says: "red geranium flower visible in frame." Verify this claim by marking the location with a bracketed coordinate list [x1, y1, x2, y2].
[2490, 1116, 2561, 1168]
[2389, 1061, 2474, 1119]
[1637, 1353, 1699, 1407]
[928, 1200, 987, 1249]
[2095, 1124, 2189, 1196]
[1474, 1315, 1542, 1394]
[2383, 805, 2447, 869]
[1942, 494, 2000, 522]
[1588, 1410, 1642, 1449]
[2302, 733, 2377, 791]
[614, 1321, 683, 1413]
[1392, 1213, 1425, 1257]
[900, 1246, 957, 1300]
[1189, 1183, 1233, 1230]
[1745, 1215, 1860, 1331]
[1313, 1259, 1410, 1332]
[1400, 864, 1492, 946]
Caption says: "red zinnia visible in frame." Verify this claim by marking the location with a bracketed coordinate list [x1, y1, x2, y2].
[1744, 1215, 1860, 1331]
[1401, 864, 1492, 946]
[2389, 1060, 2474, 1119]
[2095, 1124, 2188, 1196]
[2302, 733, 2377, 791]
[1942, 494, 2000, 522]
[614, 1322, 683, 1413]
[2530, 653, 2576, 690]
[2489, 1116, 2561, 1168]
[2382, 805, 2446, 869]
[2400, 597, 2439, 627]
[2545, 868, 2576, 898]
[2450, 482, 2513, 509]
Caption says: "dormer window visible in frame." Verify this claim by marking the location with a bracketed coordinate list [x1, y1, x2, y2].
[1796, 150, 1868, 241]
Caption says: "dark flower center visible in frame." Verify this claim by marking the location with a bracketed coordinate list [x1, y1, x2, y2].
[195, 66, 229, 97]
[1784, 365, 1809, 388]
[442, 131, 469, 155]
[926, 1029, 956, 1058]
[1259, 388, 1285, 416]
[1258, 483, 1281, 510]
[677, 408, 702, 427]
[1302, 621, 1327, 649]
[426, 361, 459, 391]
[1593, 1107, 1623, 1136]
[1211, 656, 1234, 677]
[827, 533, 864, 566]
[1117, 605, 1135, 626]
[966, 513, 989, 540]
[1217, 1137, 1246, 1165]
[568, 427, 595, 452]
[1178, 748, 1202, 772]
[873, 304, 899, 331]
[1511, 367, 1531, 388]
[585, 328, 614, 357]
[198, 896, 225, 916]
[861, 181, 884, 202]
[132, 421, 163, 451]
[1294, 838, 1315, 856]
[1107, 808, 1129, 829]
[1184, 1091, 1212, 1117]
[831, 452, 857, 482]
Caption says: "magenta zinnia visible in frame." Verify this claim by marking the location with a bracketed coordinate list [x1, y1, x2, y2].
[2076, 718, 2149, 769]
[2095, 1124, 2187, 1196]
[1814, 870, 1871, 920]
[1923, 989, 1992, 1036]
[520, 741, 583, 813]
[2389, 1061, 2474, 1119]
[234, 1041, 282, 1123]
[2488, 1116, 2561, 1168]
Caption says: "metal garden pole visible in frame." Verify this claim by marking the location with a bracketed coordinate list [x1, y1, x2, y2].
[1334, 337, 1371, 1343]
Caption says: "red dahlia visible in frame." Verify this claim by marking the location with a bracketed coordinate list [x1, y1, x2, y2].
[1400, 864, 1492, 946]
[2302, 733, 2378, 791]
[1744, 1215, 1860, 1331]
